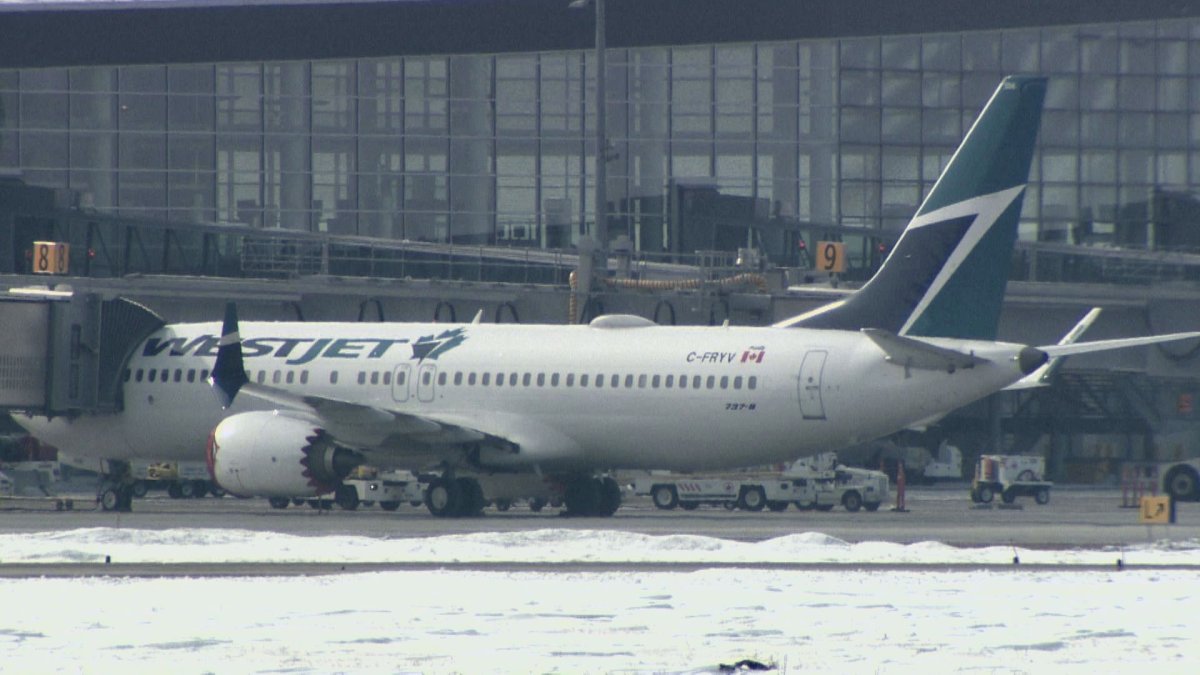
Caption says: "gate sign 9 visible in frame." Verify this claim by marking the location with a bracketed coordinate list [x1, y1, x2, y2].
[814, 241, 845, 273]
[32, 241, 70, 275]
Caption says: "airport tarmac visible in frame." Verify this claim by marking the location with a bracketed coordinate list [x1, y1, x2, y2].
[1, 484, 1197, 550]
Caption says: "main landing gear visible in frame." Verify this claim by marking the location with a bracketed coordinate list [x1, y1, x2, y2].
[424, 475, 487, 518]
[563, 475, 622, 517]
[97, 460, 136, 512]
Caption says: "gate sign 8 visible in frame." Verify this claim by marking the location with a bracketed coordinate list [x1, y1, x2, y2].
[814, 241, 845, 273]
[32, 241, 70, 275]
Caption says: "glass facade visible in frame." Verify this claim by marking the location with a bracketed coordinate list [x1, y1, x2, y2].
[2, 18, 1199, 255]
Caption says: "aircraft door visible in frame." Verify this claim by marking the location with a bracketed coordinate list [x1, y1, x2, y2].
[417, 363, 437, 403]
[391, 364, 411, 402]
[798, 350, 828, 420]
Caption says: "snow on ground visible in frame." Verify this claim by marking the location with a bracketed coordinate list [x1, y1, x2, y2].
[1, 529, 1198, 672]
[2, 527, 1199, 566]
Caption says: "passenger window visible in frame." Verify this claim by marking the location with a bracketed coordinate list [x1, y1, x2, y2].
[301, 371, 309, 385]
[330, 371, 339, 385]
[287, 371, 295, 384]
[692, 375, 702, 389]
[706, 375, 716, 389]
[551, 373, 559, 387]
[582, 374, 591, 387]
[382, 371, 390, 385]
[273, 370, 282, 384]
[454, 372, 463, 386]
[357, 371, 366, 385]
[720, 376, 729, 389]
[733, 376, 743, 390]
[481, 373, 490, 386]
[537, 373, 546, 387]
[496, 373, 504, 387]
[135, 369, 144, 382]
[611, 374, 619, 388]
[566, 373, 575, 387]
[187, 369, 196, 383]
[637, 374, 647, 388]
[423, 371, 432, 385]
[509, 373, 518, 386]
[395, 371, 405, 386]
[651, 375, 660, 388]
[438, 372, 447, 386]
[174, 369, 183, 383]
[148, 369, 157, 383]
[664, 375, 673, 388]
[201, 369, 209, 381]
[370, 372, 380, 385]
[468, 373, 477, 385]
[522, 373, 532, 387]
[748, 376, 757, 390]
[625, 374, 634, 388]
[679, 375, 687, 389]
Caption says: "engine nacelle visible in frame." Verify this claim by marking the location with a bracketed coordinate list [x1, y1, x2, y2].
[206, 411, 362, 497]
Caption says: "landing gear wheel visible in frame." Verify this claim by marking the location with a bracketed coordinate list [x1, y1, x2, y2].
[268, 496, 290, 509]
[597, 477, 622, 517]
[651, 485, 679, 510]
[455, 477, 485, 517]
[335, 485, 360, 510]
[737, 486, 766, 512]
[842, 491, 863, 512]
[425, 477, 463, 517]
[565, 476, 601, 516]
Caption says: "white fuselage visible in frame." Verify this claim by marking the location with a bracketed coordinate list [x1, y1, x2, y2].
[15, 320, 1030, 473]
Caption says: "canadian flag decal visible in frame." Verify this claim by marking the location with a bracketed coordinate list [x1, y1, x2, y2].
[741, 347, 765, 364]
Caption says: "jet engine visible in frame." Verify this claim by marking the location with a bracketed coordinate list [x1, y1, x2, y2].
[206, 411, 362, 497]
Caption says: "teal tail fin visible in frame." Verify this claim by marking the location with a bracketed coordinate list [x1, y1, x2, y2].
[781, 76, 1046, 340]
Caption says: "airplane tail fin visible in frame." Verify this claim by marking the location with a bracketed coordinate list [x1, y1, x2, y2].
[778, 76, 1046, 340]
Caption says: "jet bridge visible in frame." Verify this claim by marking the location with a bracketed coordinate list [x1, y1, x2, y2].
[0, 292, 163, 416]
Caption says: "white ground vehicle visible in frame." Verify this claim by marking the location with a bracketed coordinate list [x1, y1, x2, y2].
[970, 454, 1052, 505]
[923, 443, 963, 481]
[634, 454, 889, 513]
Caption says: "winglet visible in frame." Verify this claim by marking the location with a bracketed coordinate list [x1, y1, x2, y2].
[209, 302, 249, 409]
[1005, 307, 1101, 390]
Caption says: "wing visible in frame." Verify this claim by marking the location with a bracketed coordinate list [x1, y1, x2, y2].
[1004, 307, 1100, 391]
[208, 304, 518, 465]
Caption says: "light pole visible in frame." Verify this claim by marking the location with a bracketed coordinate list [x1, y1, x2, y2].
[569, 0, 607, 255]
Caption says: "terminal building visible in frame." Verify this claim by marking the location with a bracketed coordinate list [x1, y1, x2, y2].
[3, 0, 1200, 482]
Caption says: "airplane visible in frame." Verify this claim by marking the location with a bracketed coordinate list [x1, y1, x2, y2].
[14, 76, 1200, 517]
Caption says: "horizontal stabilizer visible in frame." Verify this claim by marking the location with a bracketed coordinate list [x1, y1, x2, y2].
[1004, 307, 1101, 391]
[863, 328, 989, 372]
[1040, 331, 1200, 358]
